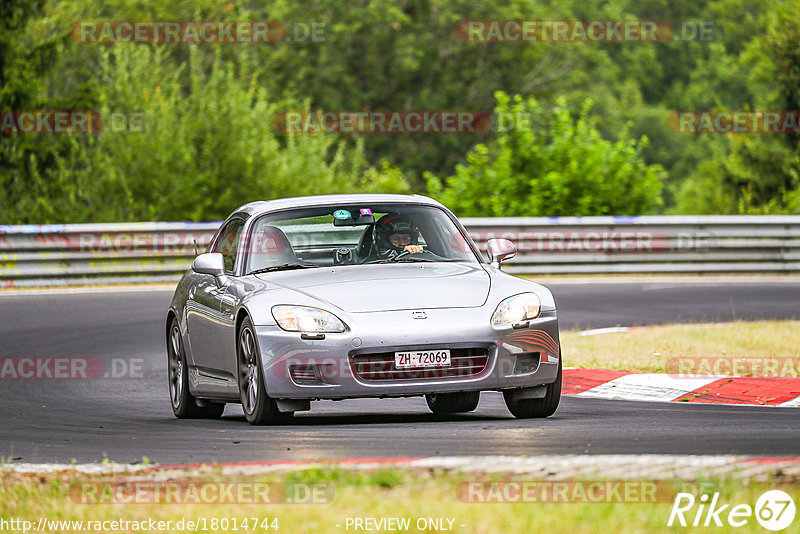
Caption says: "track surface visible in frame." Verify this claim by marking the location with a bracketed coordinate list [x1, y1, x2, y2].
[1, 280, 799, 463]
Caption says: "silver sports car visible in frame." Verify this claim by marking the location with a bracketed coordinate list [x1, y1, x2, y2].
[166, 194, 561, 424]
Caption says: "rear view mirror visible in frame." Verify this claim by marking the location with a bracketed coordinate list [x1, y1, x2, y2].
[192, 252, 228, 286]
[486, 238, 517, 268]
[332, 208, 376, 226]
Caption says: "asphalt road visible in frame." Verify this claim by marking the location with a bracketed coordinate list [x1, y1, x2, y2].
[1, 280, 799, 463]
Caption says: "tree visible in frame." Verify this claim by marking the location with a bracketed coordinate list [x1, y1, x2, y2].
[674, 1, 800, 214]
[39, 45, 411, 222]
[0, 0, 69, 221]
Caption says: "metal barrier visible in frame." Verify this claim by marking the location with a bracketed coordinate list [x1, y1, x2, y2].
[1, 216, 798, 287]
[463, 215, 800, 275]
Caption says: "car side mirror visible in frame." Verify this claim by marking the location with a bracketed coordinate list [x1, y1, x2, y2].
[486, 238, 517, 268]
[192, 252, 228, 286]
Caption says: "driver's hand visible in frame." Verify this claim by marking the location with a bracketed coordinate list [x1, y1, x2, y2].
[404, 244, 424, 254]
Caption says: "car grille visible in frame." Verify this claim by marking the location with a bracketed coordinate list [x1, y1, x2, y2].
[349, 347, 490, 382]
[289, 364, 323, 386]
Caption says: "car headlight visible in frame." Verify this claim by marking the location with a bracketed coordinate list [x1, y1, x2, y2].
[491, 293, 541, 325]
[272, 305, 347, 333]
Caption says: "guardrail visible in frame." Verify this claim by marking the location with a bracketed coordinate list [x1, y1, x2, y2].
[0, 216, 798, 287]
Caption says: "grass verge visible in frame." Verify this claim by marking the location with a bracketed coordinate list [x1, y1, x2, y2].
[561, 320, 800, 373]
[1, 467, 798, 533]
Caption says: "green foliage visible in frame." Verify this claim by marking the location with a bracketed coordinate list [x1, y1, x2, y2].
[0, 0, 70, 222]
[672, 1, 800, 214]
[255, 0, 618, 185]
[427, 92, 663, 216]
[2, 0, 800, 221]
[2, 44, 409, 223]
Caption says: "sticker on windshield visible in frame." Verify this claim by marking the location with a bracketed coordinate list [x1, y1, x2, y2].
[333, 209, 352, 220]
[359, 208, 373, 216]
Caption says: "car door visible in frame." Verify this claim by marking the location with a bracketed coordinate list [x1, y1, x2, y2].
[219, 278, 247, 381]
[218, 221, 262, 383]
[186, 218, 244, 386]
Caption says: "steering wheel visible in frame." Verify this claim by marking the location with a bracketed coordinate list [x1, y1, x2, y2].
[394, 248, 448, 261]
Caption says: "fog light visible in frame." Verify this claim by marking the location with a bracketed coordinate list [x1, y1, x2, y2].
[514, 352, 541, 374]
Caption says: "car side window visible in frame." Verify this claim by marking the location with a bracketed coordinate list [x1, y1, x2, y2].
[212, 219, 245, 274]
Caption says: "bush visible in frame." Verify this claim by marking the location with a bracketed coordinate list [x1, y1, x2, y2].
[3, 44, 410, 223]
[426, 91, 664, 217]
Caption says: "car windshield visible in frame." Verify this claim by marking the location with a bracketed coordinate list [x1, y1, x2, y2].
[245, 203, 480, 273]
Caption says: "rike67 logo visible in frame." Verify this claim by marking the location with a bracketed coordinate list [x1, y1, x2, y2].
[668, 490, 796, 531]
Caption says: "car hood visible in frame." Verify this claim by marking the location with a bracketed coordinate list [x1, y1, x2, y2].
[256, 263, 490, 312]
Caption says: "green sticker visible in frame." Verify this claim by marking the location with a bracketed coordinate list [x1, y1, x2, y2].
[333, 209, 352, 220]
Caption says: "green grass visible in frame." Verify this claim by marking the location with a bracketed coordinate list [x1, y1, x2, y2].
[561, 320, 800, 373]
[1, 467, 798, 533]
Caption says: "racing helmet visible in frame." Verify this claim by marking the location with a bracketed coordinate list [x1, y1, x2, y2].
[373, 214, 420, 254]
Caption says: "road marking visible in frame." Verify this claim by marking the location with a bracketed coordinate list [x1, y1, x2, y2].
[565, 369, 800, 406]
[6, 455, 800, 481]
[578, 373, 724, 402]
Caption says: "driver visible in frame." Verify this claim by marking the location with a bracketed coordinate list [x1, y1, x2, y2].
[373, 214, 424, 259]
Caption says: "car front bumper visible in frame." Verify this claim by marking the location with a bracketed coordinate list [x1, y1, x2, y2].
[255, 308, 560, 400]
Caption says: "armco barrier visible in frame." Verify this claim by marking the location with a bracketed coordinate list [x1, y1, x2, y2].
[0, 222, 219, 288]
[463, 215, 800, 275]
[0, 216, 798, 287]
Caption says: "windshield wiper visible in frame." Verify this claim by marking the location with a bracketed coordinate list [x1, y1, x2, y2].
[393, 257, 440, 262]
[250, 263, 317, 274]
[364, 256, 454, 264]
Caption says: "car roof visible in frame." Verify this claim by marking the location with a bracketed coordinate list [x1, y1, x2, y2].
[234, 193, 445, 218]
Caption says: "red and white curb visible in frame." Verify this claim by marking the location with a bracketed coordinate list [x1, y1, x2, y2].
[563, 368, 800, 406]
[4, 455, 800, 481]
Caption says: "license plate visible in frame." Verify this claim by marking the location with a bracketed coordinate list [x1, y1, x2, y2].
[394, 349, 451, 369]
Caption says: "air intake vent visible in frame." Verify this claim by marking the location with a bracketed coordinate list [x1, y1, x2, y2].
[289, 364, 323, 385]
[350, 347, 490, 382]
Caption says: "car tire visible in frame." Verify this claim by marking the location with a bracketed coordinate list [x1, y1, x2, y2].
[237, 317, 288, 425]
[503, 358, 562, 419]
[425, 391, 480, 414]
[168, 317, 225, 419]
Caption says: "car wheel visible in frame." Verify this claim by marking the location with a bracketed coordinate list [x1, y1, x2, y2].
[237, 317, 288, 425]
[503, 358, 562, 419]
[168, 318, 225, 419]
[425, 391, 480, 414]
